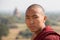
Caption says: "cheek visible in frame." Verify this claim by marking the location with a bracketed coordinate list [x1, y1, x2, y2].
[25, 20, 30, 26]
[34, 18, 44, 26]
[25, 20, 29, 24]
[34, 19, 41, 24]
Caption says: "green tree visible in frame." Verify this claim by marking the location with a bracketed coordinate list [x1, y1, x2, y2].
[0, 24, 9, 40]
[45, 19, 51, 26]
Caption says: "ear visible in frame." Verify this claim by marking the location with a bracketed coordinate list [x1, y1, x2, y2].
[44, 16, 47, 23]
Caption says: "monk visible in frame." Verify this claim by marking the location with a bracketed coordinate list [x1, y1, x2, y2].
[25, 4, 60, 40]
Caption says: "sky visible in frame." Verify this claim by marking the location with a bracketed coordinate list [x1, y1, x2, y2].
[0, 0, 60, 12]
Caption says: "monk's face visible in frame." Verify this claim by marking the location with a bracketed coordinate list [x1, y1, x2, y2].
[25, 7, 46, 32]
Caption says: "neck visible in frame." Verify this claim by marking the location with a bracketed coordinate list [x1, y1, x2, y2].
[35, 24, 46, 35]
[31, 24, 46, 40]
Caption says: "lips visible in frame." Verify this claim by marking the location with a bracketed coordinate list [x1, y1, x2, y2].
[29, 26, 35, 29]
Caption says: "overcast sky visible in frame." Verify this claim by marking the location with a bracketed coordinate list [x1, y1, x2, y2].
[0, 0, 60, 12]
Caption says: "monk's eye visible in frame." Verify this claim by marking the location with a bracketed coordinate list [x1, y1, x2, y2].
[33, 16, 38, 19]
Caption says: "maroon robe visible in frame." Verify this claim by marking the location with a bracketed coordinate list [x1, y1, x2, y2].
[34, 26, 60, 40]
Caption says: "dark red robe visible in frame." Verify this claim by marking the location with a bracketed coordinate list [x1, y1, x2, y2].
[34, 26, 60, 40]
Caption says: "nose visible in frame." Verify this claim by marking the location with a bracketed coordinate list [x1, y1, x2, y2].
[30, 20, 34, 24]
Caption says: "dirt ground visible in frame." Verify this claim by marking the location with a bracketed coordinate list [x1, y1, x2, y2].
[2, 23, 60, 40]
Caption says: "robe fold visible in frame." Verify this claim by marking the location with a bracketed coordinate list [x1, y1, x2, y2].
[34, 26, 60, 40]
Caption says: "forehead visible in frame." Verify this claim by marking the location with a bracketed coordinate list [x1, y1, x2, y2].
[26, 7, 44, 16]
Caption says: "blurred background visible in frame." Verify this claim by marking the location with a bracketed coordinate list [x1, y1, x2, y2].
[0, 0, 60, 40]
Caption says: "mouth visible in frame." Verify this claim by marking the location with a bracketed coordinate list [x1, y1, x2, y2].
[29, 26, 35, 29]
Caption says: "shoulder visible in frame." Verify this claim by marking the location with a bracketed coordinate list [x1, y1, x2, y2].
[44, 35, 59, 40]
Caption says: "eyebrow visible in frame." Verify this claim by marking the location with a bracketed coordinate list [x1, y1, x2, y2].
[26, 14, 38, 17]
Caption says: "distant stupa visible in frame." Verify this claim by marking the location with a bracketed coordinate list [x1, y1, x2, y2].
[13, 8, 20, 18]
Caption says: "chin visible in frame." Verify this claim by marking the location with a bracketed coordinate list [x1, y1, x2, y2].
[31, 30, 37, 32]
[29, 28, 37, 32]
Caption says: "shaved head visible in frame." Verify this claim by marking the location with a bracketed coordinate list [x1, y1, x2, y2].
[26, 4, 45, 12]
[26, 4, 45, 16]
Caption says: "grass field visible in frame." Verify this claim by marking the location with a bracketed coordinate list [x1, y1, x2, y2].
[2, 23, 60, 40]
